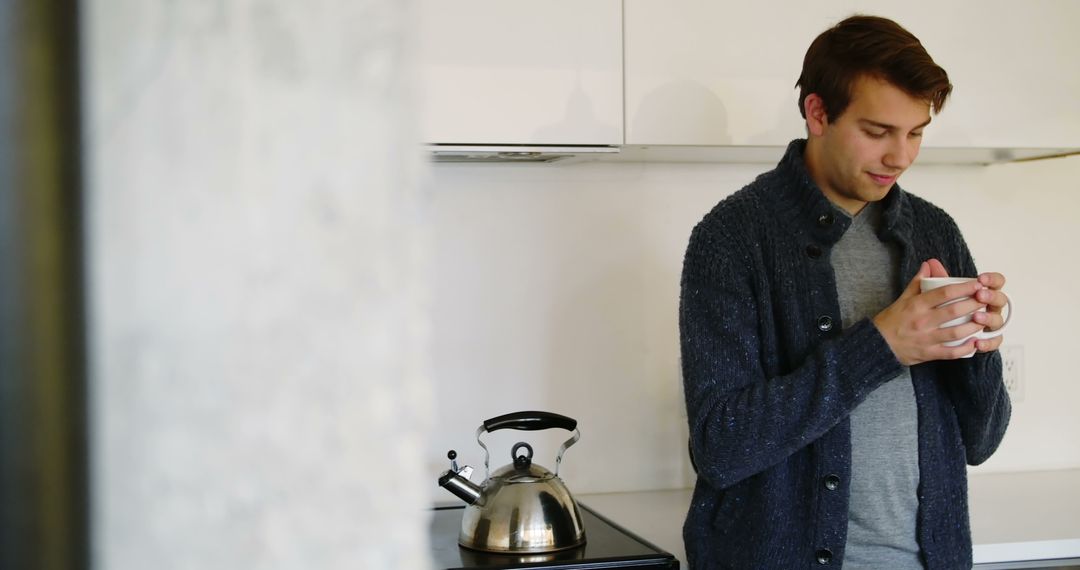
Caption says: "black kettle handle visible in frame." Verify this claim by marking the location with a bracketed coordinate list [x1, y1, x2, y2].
[482, 411, 577, 433]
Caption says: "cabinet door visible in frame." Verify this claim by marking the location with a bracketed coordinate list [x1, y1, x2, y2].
[417, 0, 623, 145]
[624, 2, 828, 146]
[900, 0, 1080, 148]
[624, 0, 1080, 149]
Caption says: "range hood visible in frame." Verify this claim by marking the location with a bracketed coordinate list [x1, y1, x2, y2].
[427, 143, 1078, 166]
[427, 144, 620, 164]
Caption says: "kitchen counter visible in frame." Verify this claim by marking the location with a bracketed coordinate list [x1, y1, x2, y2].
[578, 468, 1080, 569]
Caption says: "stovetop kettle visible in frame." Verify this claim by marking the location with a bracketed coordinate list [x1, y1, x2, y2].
[438, 411, 586, 553]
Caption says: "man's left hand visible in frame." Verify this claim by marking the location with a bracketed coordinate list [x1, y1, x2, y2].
[972, 272, 1009, 354]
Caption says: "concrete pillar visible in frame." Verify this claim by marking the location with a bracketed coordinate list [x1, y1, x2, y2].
[83, 1, 432, 568]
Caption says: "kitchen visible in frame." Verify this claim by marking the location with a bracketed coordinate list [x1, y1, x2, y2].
[421, 1, 1080, 569]
[2, 0, 1077, 569]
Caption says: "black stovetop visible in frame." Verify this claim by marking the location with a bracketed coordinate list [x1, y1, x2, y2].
[430, 502, 678, 570]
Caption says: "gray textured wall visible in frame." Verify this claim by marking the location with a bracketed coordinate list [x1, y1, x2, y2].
[83, 1, 431, 568]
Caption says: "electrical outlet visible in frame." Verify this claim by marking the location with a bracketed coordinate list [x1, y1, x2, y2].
[1000, 345, 1024, 402]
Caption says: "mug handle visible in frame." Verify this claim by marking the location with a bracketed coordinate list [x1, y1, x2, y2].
[974, 297, 1013, 340]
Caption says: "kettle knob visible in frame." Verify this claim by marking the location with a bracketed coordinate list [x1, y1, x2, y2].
[447, 449, 459, 472]
[512, 442, 533, 470]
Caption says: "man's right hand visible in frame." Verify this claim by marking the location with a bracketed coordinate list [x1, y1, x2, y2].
[872, 258, 988, 365]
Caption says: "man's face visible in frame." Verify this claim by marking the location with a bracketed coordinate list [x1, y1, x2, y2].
[808, 75, 932, 214]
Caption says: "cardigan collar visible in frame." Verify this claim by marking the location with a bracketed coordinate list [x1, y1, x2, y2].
[773, 139, 914, 247]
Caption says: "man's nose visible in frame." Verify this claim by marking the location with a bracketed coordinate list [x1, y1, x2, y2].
[883, 136, 916, 170]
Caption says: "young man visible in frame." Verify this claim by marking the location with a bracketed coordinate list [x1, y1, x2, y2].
[679, 15, 1011, 569]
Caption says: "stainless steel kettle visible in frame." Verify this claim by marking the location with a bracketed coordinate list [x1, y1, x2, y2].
[438, 411, 586, 553]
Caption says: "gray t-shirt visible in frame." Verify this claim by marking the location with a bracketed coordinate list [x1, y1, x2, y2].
[831, 201, 923, 569]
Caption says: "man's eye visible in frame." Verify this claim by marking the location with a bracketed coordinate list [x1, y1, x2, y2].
[866, 130, 887, 139]
[910, 131, 924, 138]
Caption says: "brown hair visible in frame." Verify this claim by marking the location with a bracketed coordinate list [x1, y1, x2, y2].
[796, 15, 952, 120]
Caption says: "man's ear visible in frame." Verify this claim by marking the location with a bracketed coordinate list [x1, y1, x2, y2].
[804, 93, 829, 136]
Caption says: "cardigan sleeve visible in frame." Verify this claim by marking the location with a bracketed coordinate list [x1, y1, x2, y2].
[934, 220, 1012, 465]
[679, 222, 905, 489]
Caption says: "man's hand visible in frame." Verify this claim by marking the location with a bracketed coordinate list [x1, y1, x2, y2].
[872, 259, 998, 365]
[972, 271, 1009, 353]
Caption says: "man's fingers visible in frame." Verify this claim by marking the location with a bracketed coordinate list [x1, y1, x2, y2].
[926, 258, 949, 278]
[899, 261, 931, 300]
[922, 280, 983, 308]
[945, 340, 979, 359]
[978, 272, 1006, 290]
[972, 310, 1007, 331]
[919, 337, 978, 363]
[976, 288, 1010, 311]
[977, 336, 1004, 353]
[932, 321, 985, 344]
[932, 298, 986, 326]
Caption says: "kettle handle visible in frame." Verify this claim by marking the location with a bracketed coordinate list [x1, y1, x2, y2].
[475, 411, 581, 478]
[482, 411, 577, 433]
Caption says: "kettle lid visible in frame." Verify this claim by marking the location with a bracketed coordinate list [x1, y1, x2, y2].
[491, 442, 554, 482]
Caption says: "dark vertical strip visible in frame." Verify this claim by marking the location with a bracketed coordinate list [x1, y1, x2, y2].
[0, 0, 89, 568]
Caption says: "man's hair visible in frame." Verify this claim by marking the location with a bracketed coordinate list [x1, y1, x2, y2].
[796, 15, 953, 121]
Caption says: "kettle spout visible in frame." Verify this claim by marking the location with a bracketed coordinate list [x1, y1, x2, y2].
[439, 467, 483, 505]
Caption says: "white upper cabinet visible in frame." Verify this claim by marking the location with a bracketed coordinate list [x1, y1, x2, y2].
[902, 1, 1080, 149]
[624, 0, 1080, 150]
[624, 2, 820, 147]
[416, 0, 623, 146]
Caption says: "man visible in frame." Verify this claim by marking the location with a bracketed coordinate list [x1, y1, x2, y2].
[679, 15, 1011, 569]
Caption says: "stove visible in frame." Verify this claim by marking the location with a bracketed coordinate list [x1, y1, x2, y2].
[430, 503, 679, 569]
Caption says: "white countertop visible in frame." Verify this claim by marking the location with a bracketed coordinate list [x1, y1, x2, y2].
[578, 468, 1080, 568]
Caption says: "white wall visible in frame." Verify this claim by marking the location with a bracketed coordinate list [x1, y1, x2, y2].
[426, 154, 1080, 495]
[85, 1, 432, 568]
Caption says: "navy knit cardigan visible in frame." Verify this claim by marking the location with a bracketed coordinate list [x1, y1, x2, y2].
[679, 140, 1011, 569]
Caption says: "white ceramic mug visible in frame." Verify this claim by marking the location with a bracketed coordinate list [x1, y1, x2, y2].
[919, 277, 1012, 357]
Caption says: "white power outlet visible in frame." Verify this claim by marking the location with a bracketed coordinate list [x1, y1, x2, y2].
[1000, 345, 1024, 402]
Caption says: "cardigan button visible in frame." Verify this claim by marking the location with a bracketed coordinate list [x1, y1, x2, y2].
[805, 244, 823, 259]
[816, 548, 833, 565]
[824, 474, 840, 491]
[817, 315, 834, 332]
[817, 212, 835, 227]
